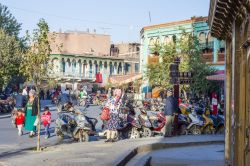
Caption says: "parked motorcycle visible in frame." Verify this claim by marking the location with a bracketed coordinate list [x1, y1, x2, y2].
[138, 108, 166, 137]
[99, 99, 141, 140]
[210, 114, 224, 134]
[55, 105, 97, 142]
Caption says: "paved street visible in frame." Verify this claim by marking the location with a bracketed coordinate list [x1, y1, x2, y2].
[0, 100, 102, 157]
[127, 144, 224, 166]
[0, 135, 224, 166]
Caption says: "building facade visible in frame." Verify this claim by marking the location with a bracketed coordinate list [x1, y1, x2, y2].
[49, 31, 140, 90]
[110, 42, 140, 74]
[140, 16, 225, 73]
[209, 0, 250, 165]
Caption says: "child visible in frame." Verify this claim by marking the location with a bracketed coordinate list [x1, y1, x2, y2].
[15, 109, 25, 136]
[41, 106, 52, 139]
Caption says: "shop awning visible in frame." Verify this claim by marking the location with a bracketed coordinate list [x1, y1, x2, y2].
[108, 73, 142, 86]
[206, 74, 225, 81]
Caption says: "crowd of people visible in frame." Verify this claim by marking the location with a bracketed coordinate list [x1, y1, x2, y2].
[8, 84, 223, 143]
[12, 88, 52, 139]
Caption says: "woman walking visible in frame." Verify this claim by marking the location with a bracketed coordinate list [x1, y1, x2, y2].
[24, 90, 39, 137]
[105, 89, 122, 143]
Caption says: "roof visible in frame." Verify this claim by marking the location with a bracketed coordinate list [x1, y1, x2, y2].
[141, 17, 208, 32]
[108, 73, 142, 86]
[208, 0, 246, 40]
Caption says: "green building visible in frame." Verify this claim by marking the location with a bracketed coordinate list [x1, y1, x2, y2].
[140, 16, 225, 96]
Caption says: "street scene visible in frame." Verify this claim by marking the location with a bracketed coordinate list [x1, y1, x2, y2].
[0, 0, 250, 166]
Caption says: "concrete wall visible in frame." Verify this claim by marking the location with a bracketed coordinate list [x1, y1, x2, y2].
[50, 32, 111, 56]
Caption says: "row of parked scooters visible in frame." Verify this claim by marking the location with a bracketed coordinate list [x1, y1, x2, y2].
[99, 98, 225, 140]
[0, 97, 14, 114]
[54, 98, 224, 142]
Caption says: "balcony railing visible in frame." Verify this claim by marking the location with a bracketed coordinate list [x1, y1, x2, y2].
[218, 52, 225, 62]
[202, 52, 213, 63]
[148, 56, 159, 65]
[50, 72, 95, 80]
[200, 41, 214, 50]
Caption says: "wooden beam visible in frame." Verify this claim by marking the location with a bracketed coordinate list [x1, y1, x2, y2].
[225, 39, 232, 165]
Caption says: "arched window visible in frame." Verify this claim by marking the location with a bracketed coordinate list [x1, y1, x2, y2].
[149, 38, 154, 46]
[207, 32, 213, 42]
[172, 35, 177, 44]
[199, 32, 206, 43]
[155, 37, 160, 45]
[164, 35, 172, 44]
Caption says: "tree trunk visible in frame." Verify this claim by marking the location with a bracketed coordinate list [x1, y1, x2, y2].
[36, 82, 41, 151]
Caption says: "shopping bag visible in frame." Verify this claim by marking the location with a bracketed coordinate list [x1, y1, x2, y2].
[100, 107, 110, 121]
[34, 118, 39, 126]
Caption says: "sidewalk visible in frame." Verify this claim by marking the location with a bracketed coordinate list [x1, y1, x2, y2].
[0, 135, 224, 166]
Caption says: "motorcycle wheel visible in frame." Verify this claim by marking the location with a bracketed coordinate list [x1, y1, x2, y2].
[216, 126, 225, 134]
[79, 131, 90, 142]
[55, 127, 64, 139]
[179, 124, 188, 135]
[128, 128, 141, 139]
[143, 127, 153, 137]
[190, 125, 202, 135]
[203, 125, 215, 135]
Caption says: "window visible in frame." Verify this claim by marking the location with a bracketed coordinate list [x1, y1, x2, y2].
[199, 32, 206, 43]
[149, 38, 154, 46]
[135, 63, 139, 73]
[165, 35, 172, 44]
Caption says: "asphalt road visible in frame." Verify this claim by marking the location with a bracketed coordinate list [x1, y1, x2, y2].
[0, 100, 102, 156]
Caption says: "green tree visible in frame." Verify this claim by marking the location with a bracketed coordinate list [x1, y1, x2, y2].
[0, 3, 21, 38]
[0, 29, 22, 90]
[145, 31, 217, 97]
[21, 18, 53, 151]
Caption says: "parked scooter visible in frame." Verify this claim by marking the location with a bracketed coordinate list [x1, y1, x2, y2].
[138, 108, 166, 137]
[99, 99, 141, 140]
[55, 104, 97, 142]
[210, 108, 225, 134]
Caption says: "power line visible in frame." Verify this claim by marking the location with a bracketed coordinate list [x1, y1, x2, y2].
[8, 5, 141, 29]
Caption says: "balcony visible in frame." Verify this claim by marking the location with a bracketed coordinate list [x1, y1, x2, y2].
[218, 52, 225, 62]
[50, 72, 95, 81]
[200, 41, 214, 50]
[148, 56, 159, 65]
[202, 52, 213, 63]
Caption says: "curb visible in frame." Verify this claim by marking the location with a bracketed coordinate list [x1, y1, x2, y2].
[0, 114, 11, 119]
[114, 140, 224, 166]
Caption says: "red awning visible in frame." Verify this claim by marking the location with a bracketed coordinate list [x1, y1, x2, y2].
[109, 73, 142, 86]
[206, 74, 225, 81]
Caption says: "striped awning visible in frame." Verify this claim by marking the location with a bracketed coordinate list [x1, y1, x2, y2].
[206, 74, 225, 81]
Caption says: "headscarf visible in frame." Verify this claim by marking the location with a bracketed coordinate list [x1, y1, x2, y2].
[29, 89, 36, 96]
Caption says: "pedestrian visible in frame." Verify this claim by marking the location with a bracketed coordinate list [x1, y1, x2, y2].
[40, 90, 45, 100]
[22, 86, 28, 96]
[41, 106, 52, 139]
[15, 109, 25, 136]
[105, 89, 122, 143]
[211, 92, 218, 115]
[163, 89, 179, 137]
[24, 90, 39, 137]
[46, 89, 50, 100]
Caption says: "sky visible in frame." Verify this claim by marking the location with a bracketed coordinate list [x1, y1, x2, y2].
[1, 0, 210, 43]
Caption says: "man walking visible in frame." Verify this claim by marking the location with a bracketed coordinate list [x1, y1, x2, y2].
[163, 89, 179, 137]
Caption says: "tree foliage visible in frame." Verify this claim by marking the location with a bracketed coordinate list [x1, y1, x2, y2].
[21, 19, 52, 83]
[145, 31, 218, 95]
[0, 3, 21, 38]
[0, 29, 22, 89]
[20, 18, 53, 151]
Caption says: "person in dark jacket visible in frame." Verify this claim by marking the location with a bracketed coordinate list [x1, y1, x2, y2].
[163, 89, 179, 137]
[24, 90, 39, 137]
[14, 90, 27, 109]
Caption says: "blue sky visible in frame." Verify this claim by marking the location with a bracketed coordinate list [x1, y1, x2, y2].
[1, 0, 210, 43]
